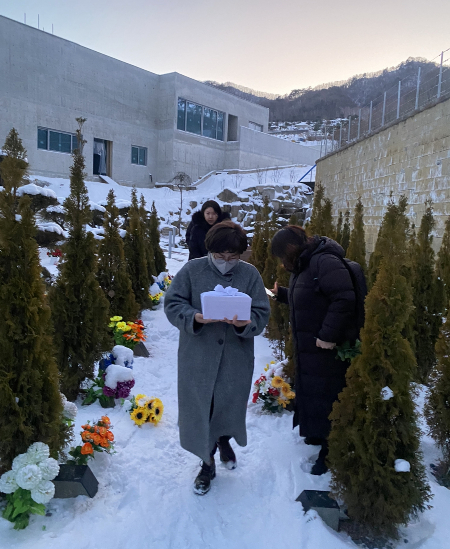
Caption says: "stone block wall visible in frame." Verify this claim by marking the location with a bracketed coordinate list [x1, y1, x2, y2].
[315, 97, 450, 253]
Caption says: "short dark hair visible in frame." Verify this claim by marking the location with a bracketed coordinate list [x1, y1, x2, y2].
[271, 225, 309, 265]
[205, 221, 248, 254]
[201, 200, 221, 216]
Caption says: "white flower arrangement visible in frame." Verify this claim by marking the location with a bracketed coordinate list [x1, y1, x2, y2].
[0, 442, 59, 502]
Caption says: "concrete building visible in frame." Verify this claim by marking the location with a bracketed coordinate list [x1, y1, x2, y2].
[0, 15, 319, 187]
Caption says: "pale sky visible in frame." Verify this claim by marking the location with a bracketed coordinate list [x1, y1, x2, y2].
[1, 0, 449, 95]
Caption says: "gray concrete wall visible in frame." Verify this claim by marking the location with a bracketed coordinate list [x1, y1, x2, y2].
[315, 97, 450, 253]
[0, 16, 159, 187]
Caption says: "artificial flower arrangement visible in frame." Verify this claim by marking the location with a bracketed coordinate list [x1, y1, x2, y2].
[149, 284, 164, 306]
[46, 248, 62, 258]
[155, 272, 172, 292]
[129, 394, 164, 426]
[0, 442, 59, 530]
[252, 360, 295, 413]
[83, 346, 135, 408]
[61, 393, 78, 427]
[109, 316, 146, 350]
[67, 416, 115, 466]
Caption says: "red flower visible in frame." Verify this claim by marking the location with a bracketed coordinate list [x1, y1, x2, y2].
[268, 388, 279, 396]
[252, 392, 259, 403]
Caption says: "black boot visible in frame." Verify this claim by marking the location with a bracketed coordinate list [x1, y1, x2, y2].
[216, 436, 237, 470]
[311, 442, 329, 476]
[304, 437, 323, 446]
[194, 456, 216, 495]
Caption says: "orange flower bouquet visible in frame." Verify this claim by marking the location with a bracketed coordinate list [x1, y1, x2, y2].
[109, 316, 146, 350]
[67, 416, 115, 466]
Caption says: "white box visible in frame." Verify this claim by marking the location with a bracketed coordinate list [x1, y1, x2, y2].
[201, 285, 252, 321]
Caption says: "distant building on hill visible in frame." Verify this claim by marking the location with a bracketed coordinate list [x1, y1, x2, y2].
[0, 16, 319, 187]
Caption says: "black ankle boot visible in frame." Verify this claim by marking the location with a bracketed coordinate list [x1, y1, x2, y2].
[311, 443, 329, 476]
[216, 436, 237, 470]
[194, 456, 216, 495]
[304, 437, 323, 446]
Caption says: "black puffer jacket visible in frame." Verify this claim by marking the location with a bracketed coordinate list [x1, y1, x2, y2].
[187, 210, 231, 260]
[277, 236, 357, 439]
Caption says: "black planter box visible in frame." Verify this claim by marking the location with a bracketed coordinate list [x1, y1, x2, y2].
[52, 464, 99, 499]
[133, 341, 149, 357]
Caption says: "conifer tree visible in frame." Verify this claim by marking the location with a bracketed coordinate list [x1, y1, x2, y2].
[150, 201, 167, 274]
[347, 197, 367, 272]
[321, 197, 335, 237]
[411, 201, 439, 383]
[266, 261, 293, 363]
[425, 303, 450, 463]
[98, 189, 139, 319]
[250, 197, 272, 275]
[328, 199, 430, 539]
[139, 194, 156, 281]
[341, 209, 351, 253]
[368, 195, 410, 290]
[50, 119, 110, 400]
[309, 182, 324, 235]
[0, 129, 66, 469]
[435, 216, 450, 314]
[124, 188, 150, 307]
[335, 211, 343, 244]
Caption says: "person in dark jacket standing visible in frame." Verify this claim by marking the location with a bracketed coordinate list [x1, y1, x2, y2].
[270, 226, 357, 475]
[187, 200, 230, 260]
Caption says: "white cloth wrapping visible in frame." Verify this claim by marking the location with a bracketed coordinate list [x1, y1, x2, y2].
[201, 285, 252, 320]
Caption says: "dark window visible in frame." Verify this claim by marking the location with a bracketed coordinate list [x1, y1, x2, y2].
[131, 146, 147, 166]
[203, 107, 217, 139]
[177, 98, 186, 131]
[37, 128, 48, 149]
[38, 128, 77, 153]
[217, 112, 224, 141]
[186, 102, 202, 135]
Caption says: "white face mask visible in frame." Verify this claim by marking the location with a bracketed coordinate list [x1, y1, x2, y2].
[211, 256, 239, 274]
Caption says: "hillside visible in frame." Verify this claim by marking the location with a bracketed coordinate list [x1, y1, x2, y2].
[206, 57, 439, 122]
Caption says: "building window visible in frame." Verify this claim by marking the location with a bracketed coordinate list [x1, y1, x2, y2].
[131, 146, 147, 166]
[37, 127, 78, 153]
[177, 98, 224, 141]
[249, 121, 263, 132]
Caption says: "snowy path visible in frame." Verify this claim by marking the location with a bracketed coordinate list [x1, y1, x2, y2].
[2, 251, 450, 548]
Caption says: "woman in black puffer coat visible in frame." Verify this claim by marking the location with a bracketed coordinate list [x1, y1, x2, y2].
[187, 201, 230, 260]
[270, 226, 357, 475]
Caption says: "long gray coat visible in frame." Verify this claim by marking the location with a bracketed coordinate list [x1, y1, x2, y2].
[164, 255, 270, 463]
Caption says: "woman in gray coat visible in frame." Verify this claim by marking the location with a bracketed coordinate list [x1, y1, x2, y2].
[164, 222, 270, 495]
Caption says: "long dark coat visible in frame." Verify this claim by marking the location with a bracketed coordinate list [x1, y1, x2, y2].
[277, 237, 357, 439]
[187, 210, 231, 260]
[164, 255, 270, 463]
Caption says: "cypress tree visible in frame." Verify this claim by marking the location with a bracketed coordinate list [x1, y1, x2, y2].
[0, 129, 66, 469]
[266, 261, 292, 363]
[124, 188, 150, 307]
[411, 201, 439, 383]
[139, 194, 156, 281]
[328, 199, 430, 539]
[335, 211, 343, 244]
[50, 118, 110, 400]
[309, 182, 324, 235]
[435, 216, 450, 314]
[341, 209, 351, 254]
[250, 197, 271, 275]
[98, 189, 139, 319]
[150, 201, 167, 274]
[321, 197, 335, 238]
[368, 195, 410, 290]
[425, 302, 450, 464]
[347, 198, 367, 273]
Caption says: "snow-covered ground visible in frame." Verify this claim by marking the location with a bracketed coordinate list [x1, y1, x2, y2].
[2, 247, 450, 548]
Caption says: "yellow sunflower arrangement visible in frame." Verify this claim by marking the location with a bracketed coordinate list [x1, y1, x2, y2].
[129, 394, 164, 426]
[252, 361, 295, 413]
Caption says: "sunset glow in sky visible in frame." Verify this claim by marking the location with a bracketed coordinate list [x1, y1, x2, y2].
[1, 0, 449, 95]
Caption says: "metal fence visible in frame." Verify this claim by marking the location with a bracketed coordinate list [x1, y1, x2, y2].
[320, 49, 450, 156]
